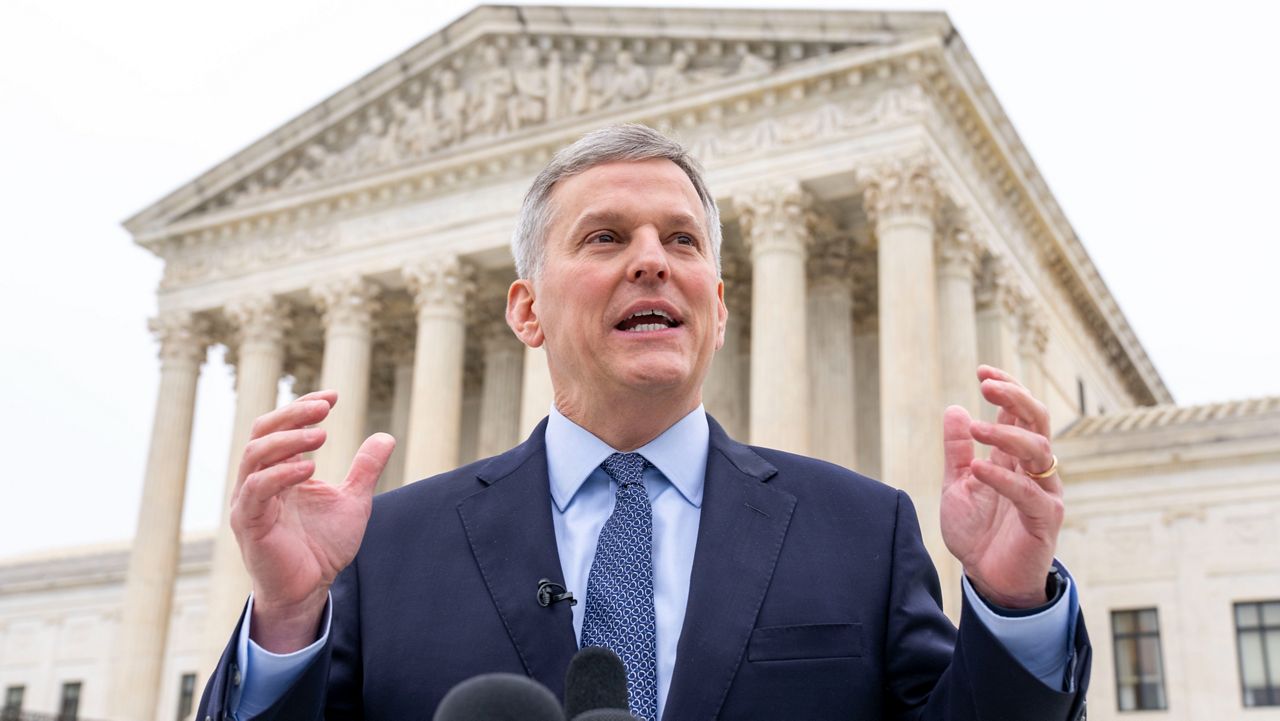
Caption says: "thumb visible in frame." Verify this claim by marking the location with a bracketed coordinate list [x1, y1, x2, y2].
[342, 433, 396, 497]
[942, 405, 975, 487]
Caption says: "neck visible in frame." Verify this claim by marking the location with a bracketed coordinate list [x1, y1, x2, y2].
[555, 387, 700, 451]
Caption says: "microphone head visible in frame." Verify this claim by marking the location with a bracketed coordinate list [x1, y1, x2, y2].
[433, 672, 565, 721]
[572, 710, 640, 721]
[564, 646, 630, 719]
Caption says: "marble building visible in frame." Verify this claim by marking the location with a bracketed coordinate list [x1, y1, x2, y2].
[0, 6, 1276, 721]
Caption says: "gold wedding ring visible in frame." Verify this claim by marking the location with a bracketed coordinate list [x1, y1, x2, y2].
[1026, 454, 1059, 480]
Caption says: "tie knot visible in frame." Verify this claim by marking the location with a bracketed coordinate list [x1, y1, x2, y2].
[601, 452, 648, 487]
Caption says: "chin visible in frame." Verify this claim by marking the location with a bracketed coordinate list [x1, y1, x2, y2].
[617, 358, 693, 391]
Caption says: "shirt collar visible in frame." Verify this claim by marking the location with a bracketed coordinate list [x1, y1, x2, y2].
[545, 404, 708, 512]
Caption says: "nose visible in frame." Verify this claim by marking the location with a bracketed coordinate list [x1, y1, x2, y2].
[627, 226, 669, 283]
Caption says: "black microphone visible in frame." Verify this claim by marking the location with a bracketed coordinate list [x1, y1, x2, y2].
[537, 578, 577, 607]
[432, 672, 565, 721]
[564, 646, 633, 720]
[572, 710, 639, 721]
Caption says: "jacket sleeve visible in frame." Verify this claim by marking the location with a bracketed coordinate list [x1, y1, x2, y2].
[196, 559, 364, 721]
[884, 490, 1091, 721]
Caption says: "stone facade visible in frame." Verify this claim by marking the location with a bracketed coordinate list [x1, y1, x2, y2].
[1056, 398, 1280, 721]
[1, 6, 1271, 721]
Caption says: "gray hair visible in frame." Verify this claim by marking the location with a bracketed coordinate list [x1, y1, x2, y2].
[511, 124, 722, 279]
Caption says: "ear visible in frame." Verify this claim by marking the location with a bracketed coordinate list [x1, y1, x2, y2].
[507, 278, 544, 348]
[714, 278, 728, 351]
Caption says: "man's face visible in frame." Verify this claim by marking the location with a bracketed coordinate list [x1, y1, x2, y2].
[515, 158, 727, 409]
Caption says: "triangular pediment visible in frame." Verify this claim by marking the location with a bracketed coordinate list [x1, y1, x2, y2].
[124, 5, 951, 234]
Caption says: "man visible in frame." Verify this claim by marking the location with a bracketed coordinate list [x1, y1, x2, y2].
[199, 125, 1089, 720]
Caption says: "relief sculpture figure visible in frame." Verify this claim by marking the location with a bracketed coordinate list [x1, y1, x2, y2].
[436, 69, 468, 146]
[468, 44, 515, 136]
[509, 45, 549, 130]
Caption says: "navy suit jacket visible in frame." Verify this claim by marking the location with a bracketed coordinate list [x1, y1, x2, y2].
[199, 416, 1090, 720]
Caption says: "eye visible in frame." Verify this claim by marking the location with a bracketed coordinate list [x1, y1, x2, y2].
[674, 233, 698, 247]
[587, 232, 618, 244]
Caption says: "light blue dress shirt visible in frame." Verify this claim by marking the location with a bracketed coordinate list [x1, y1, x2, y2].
[231, 405, 1074, 718]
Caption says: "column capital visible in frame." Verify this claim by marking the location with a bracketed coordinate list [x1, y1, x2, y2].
[225, 295, 289, 348]
[850, 244, 879, 332]
[732, 179, 817, 258]
[148, 311, 210, 366]
[1018, 304, 1050, 356]
[311, 276, 382, 328]
[289, 361, 320, 397]
[975, 255, 1027, 316]
[403, 255, 476, 316]
[935, 225, 982, 280]
[807, 232, 855, 291]
[720, 252, 753, 319]
[858, 153, 941, 226]
[374, 310, 418, 367]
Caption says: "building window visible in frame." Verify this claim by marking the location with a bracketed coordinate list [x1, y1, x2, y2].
[2, 686, 23, 721]
[58, 681, 81, 721]
[1077, 377, 1087, 416]
[1112, 608, 1168, 711]
[176, 672, 197, 720]
[1236, 600, 1280, 707]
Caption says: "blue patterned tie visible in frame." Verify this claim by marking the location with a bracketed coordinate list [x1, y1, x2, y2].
[580, 452, 660, 721]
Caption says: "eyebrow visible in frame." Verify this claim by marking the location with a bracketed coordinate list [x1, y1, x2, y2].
[567, 209, 705, 237]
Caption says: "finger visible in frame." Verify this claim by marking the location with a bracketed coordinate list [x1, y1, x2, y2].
[942, 405, 975, 488]
[977, 364, 1023, 387]
[342, 433, 396, 498]
[234, 459, 316, 526]
[238, 428, 327, 487]
[970, 458, 1062, 524]
[248, 392, 338, 441]
[969, 420, 1060, 492]
[982, 407, 1020, 469]
[980, 379, 1050, 436]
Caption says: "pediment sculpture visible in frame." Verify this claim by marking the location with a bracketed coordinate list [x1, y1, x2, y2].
[209, 35, 845, 213]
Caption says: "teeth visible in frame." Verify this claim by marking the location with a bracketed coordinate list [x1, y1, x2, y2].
[628, 309, 672, 321]
[625, 323, 669, 332]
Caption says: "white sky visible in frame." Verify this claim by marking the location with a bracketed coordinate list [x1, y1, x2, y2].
[2, 0, 1277, 560]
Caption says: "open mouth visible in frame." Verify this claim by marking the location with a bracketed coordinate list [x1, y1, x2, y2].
[615, 308, 682, 332]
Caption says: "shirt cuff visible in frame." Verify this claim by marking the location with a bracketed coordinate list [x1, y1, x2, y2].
[962, 564, 1075, 689]
[232, 592, 332, 719]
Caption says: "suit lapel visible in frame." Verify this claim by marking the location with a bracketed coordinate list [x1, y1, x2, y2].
[456, 420, 579, 697]
[663, 418, 796, 720]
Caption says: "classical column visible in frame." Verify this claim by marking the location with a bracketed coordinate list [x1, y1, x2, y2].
[936, 223, 983, 414]
[735, 180, 814, 454]
[381, 346, 415, 494]
[1017, 305, 1049, 401]
[852, 309, 882, 479]
[520, 345, 554, 433]
[311, 276, 381, 483]
[109, 311, 208, 721]
[402, 256, 472, 484]
[200, 296, 288, 680]
[703, 253, 750, 440]
[806, 234, 858, 468]
[860, 155, 954, 606]
[477, 318, 525, 458]
[975, 256, 1026, 422]
[851, 245, 882, 478]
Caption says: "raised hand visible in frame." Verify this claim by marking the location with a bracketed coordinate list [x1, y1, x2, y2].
[230, 390, 395, 652]
[940, 366, 1063, 609]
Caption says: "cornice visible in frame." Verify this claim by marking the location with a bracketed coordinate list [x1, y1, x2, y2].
[0, 536, 213, 596]
[927, 31, 1172, 405]
[1059, 396, 1280, 441]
